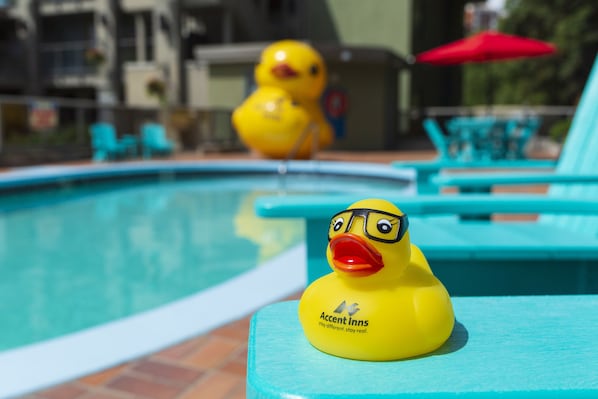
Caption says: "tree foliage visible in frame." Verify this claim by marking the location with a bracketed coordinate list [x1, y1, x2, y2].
[464, 0, 598, 106]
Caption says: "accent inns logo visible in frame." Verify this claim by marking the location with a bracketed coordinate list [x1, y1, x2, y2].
[319, 300, 369, 332]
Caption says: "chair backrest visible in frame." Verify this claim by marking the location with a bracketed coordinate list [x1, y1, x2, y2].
[541, 54, 598, 234]
[552, 55, 598, 177]
[141, 123, 167, 147]
[422, 118, 453, 160]
[89, 123, 118, 148]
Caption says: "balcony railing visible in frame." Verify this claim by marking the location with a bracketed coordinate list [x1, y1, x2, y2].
[40, 41, 97, 77]
[40, 39, 155, 78]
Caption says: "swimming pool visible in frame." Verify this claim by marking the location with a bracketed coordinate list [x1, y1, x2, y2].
[0, 160, 413, 397]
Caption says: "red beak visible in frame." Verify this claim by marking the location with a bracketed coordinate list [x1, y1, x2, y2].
[329, 233, 384, 277]
[271, 63, 299, 79]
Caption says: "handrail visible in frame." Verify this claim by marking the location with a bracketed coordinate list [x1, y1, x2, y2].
[419, 105, 576, 117]
[278, 122, 319, 175]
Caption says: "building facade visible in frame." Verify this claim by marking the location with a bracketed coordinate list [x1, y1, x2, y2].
[1, 0, 466, 150]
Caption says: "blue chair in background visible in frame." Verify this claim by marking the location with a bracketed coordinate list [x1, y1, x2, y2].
[89, 123, 138, 162]
[141, 123, 175, 159]
[503, 116, 542, 159]
[445, 115, 500, 161]
[422, 118, 460, 161]
[433, 55, 598, 197]
[396, 118, 555, 192]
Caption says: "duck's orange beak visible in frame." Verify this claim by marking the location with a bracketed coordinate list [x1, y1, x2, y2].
[329, 233, 384, 277]
[271, 63, 299, 79]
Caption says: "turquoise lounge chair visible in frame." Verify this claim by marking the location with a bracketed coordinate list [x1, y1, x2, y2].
[141, 123, 175, 158]
[422, 118, 460, 161]
[253, 54, 598, 295]
[503, 116, 542, 159]
[89, 123, 138, 162]
[246, 54, 598, 399]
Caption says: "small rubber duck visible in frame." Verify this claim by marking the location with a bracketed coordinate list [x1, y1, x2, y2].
[232, 40, 333, 159]
[298, 198, 455, 361]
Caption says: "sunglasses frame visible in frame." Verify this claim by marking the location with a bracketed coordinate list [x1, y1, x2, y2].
[328, 208, 409, 244]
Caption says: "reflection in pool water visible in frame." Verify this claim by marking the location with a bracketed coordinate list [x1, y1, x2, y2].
[0, 173, 408, 351]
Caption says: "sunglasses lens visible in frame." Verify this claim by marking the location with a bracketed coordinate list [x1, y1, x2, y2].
[365, 211, 401, 242]
[328, 210, 352, 240]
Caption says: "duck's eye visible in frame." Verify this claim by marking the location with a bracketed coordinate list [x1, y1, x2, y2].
[332, 217, 345, 232]
[377, 219, 393, 234]
[309, 64, 319, 76]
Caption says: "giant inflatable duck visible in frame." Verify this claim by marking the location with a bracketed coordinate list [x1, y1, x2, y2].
[298, 198, 455, 361]
[232, 40, 334, 159]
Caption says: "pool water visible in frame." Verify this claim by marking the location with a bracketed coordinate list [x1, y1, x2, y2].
[0, 173, 408, 351]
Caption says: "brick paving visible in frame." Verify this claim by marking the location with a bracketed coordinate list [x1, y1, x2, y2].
[11, 149, 554, 399]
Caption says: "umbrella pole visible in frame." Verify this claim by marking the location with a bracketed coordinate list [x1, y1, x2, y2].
[485, 66, 493, 113]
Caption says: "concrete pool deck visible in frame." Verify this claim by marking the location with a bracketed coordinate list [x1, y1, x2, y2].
[10, 148, 553, 399]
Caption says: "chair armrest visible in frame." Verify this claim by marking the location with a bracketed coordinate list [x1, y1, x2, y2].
[392, 159, 556, 172]
[392, 160, 556, 192]
[256, 193, 598, 284]
[248, 297, 598, 399]
[255, 194, 598, 218]
[432, 172, 598, 192]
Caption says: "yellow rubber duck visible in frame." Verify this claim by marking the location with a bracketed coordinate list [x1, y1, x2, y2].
[232, 86, 315, 159]
[232, 40, 333, 159]
[298, 198, 455, 361]
[254, 40, 326, 102]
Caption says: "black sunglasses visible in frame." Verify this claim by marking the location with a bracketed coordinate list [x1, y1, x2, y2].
[328, 208, 409, 244]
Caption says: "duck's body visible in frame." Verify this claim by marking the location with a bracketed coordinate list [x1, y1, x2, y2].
[298, 199, 454, 361]
[232, 40, 333, 159]
[232, 87, 315, 159]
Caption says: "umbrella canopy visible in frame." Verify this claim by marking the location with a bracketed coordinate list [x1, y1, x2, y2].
[416, 30, 557, 65]
[415, 30, 557, 104]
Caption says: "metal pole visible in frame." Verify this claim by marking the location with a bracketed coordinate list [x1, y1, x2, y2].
[76, 106, 84, 143]
[0, 102, 3, 152]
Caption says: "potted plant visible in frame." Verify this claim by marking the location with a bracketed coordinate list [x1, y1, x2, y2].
[84, 47, 106, 66]
[146, 77, 167, 103]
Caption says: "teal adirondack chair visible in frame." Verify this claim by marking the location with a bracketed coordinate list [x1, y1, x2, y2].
[503, 116, 542, 159]
[422, 118, 459, 161]
[141, 123, 175, 158]
[248, 56, 598, 399]
[253, 54, 598, 295]
[89, 123, 138, 161]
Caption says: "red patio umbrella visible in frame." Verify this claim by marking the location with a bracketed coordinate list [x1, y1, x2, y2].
[416, 30, 557, 65]
[415, 30, 557, 104]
